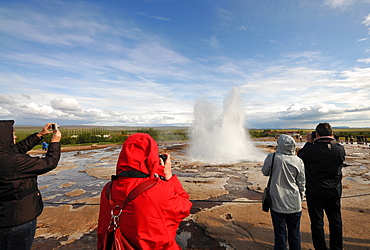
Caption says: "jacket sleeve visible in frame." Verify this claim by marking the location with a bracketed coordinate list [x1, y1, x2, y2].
[14, 133, 41, 154]
[262, 153, 273, 176]
[296, 160, 306, 198]
[297, 142, 313, 161]
[13, 142, 61, 178]
[167, 175, 190, 199]
[97, 183, 111, 250]
[150, 175, 192, 226]
[162, 175, 192, 216]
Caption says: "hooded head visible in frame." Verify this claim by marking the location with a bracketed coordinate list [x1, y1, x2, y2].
[0, 120, 15, 149]
[116, 133, 162, 178]
[276, 134, 296, 155]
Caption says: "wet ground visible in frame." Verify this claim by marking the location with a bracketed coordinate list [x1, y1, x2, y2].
[30, 140, 370, 249]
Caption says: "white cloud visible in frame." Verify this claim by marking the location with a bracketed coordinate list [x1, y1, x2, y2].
[0, 94, 15, 104]
[51, 98, 82, 112]
[17, 103, 60, 117]
[324, 0, 356, 8]
[358, 58, 370, 63]
[336, 67, 370, 87]
[362, 13, 370, 35]
[0, 107, 11, 117]
[362, 13, 370, 26]
[22, 94, 32, 100]
[281, 103, 343, 120]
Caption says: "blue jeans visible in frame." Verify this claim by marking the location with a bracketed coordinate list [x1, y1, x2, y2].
[271, 210, 301, 250]
[0, 218, 37, 250]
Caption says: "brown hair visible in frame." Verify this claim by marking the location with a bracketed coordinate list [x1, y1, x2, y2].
[316, 123, 332, 136]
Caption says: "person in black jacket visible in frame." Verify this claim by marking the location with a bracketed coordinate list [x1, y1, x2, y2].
[298, 123, 345, 250]
[0, 120, 61, 250]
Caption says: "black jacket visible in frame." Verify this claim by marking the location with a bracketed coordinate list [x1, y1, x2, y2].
[0, 120, 61, 227]
[298, 137, 345, 198]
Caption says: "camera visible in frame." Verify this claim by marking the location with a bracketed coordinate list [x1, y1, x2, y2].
[159, 154, 167, 164]
[311, 131, 316, 139]
[51, 123, 59, 130]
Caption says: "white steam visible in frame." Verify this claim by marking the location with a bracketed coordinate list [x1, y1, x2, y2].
[188, 87, 266, 163]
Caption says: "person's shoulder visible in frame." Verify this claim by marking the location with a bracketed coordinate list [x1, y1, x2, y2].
[299, 142, 314, 151]
[334, 143, 346, 152]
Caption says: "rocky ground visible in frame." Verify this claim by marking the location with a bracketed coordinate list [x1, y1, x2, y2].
[29, 139, 370, 249]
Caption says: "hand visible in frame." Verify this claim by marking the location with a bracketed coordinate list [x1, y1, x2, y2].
[51, 129, 62, 143]
[306, 132, 314, 143]
[37, 123, 55, 138]
[37, 123, 62, 143]
[162, 154, 173, 180]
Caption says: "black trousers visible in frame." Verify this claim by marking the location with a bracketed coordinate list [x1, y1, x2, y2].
[306, 195, 342, 250]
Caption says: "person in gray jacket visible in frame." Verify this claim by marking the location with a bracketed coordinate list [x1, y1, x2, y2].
[262, 134, 305, 250]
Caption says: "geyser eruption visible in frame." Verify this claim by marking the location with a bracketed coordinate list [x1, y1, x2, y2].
[188, 86, 266, 163]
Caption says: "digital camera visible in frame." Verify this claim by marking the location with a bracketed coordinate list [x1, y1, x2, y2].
[159, 154, 167, 163]
[51, 123, 59, 130]
[311, 131, 316, 139]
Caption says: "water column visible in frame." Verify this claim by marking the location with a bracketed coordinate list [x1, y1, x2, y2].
[188, 86, 265, 163]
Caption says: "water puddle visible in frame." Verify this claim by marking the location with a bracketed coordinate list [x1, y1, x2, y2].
[38, 147, 121, 206]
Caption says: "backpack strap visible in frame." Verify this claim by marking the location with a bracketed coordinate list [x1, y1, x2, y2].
[267, 153, 276, 188]
[111, 170, 150, 180]
[106, 179, 158, 210]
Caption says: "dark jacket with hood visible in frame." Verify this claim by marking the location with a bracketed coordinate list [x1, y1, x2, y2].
[0, 120, 61, 227]
[298, 136, 345, 198]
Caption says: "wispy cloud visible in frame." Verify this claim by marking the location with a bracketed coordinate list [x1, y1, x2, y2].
[136, 11, 171, 21]
[324, 0, 356, 9]
[202, 35, 221, 48]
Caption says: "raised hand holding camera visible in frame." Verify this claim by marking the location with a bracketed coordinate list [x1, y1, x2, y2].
[51, 123, 59, 131]
[36, 123, 61, 142]
[160, 154, 173, 180]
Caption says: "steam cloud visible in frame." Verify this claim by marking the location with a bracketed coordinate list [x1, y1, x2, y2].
[188, 86, 266, 163]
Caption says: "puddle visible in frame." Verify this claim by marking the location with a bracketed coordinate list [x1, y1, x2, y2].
[38, 147, 120, 206]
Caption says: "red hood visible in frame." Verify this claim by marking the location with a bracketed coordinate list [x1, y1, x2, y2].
[116, 133, 163, 178]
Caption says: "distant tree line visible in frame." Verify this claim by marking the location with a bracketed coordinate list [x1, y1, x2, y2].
[248, 129, 305, 138]
[15, 127, 189, 146]
[136, 128, 188, 141]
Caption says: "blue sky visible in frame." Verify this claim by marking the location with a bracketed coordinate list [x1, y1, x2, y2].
[1, 0, 370, 128]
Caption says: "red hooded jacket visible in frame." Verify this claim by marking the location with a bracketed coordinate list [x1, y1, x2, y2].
[97, 133, 192, 249]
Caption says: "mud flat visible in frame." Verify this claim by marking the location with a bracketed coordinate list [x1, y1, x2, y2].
[30, 141, 370, 249]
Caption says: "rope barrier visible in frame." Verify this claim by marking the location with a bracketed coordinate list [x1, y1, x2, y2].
[43, 192, 370, 206]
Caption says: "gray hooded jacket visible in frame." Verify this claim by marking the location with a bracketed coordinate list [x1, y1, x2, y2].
[262, 134, 305, 214]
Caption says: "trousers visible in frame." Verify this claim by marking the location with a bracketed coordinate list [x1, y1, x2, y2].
[0, 218, 37, 250]
[306, 195, 342, 250]
[271, 210, 302, 250]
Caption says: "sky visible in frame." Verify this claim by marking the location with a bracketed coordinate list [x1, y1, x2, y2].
[1, 0, 370, 129]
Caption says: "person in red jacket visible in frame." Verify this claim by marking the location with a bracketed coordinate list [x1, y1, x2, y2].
[97, 133, 192, 250]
